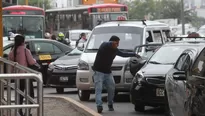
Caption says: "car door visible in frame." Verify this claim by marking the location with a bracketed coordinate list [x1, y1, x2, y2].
[168, 53, 188, 114]
[175, 50, 194, 116]
[30, 41, 65, 83]
[186, 48, 205, 116]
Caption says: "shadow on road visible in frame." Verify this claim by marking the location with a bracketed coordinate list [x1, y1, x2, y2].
[88, 93, 131, 102]
[48, 90, 78, 95]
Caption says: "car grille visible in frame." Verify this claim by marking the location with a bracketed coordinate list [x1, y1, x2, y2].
[92, 76, 121, 84]
[113, 76, 121, 84]
[54, 66, 78, 70]
[111, 66, 123, 71]
[146, 77, 165, 85]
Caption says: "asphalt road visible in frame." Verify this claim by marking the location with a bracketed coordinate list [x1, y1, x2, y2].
[44, 88, 165, 116]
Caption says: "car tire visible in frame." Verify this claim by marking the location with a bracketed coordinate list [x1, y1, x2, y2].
[56, 87, 64, 93]
[134, 103, 145, 112]
[78, 89, 90, 101]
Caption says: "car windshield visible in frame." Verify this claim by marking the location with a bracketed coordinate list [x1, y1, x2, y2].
[149, 46, 190, 64]
[85, 26, 143, 52]
[3, 16, 44, 38]
[137, 44, 162, 59]
[67, 48, 83, 55]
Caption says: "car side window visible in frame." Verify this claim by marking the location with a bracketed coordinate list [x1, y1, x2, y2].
[33, 42, 62, 54]
[181, 55, 191, 71]
[153, 31, 162, 43]
[191, 49, 205, 77]
[175, 54, 187, 71]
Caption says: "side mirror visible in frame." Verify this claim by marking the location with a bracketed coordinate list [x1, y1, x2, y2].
[173, 71, 186, 80]
[129, 57, 146, 76]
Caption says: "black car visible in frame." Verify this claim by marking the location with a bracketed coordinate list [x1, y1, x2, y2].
[47, 48, 83, 93]
[130, 40, 205, 112]
[3, 39, 72, 84]
[165, 42, 205, 116]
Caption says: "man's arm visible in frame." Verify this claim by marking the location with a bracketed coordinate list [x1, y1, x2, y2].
[116, 49, 137, 57]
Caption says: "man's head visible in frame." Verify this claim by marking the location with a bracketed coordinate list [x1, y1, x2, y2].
[109, 36, 120, 49]
[80, 33, 86, 39]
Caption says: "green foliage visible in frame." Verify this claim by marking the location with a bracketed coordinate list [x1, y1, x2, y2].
[18, 0, 51, 9]
[126, 0, 205, 27]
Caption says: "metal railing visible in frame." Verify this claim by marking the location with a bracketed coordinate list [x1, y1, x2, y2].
[0, 57, 43, 116]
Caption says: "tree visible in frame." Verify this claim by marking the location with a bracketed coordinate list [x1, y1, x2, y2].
[18, 0, 51, 9]
[126, 0, 205, 27]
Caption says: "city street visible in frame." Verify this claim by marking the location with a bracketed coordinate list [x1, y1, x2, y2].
[44, 88, 165, 116]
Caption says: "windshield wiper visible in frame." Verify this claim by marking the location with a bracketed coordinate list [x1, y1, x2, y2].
[85, 49, 98, 53]
[149, 61, 161, 64]
[119, 49, 133, 52]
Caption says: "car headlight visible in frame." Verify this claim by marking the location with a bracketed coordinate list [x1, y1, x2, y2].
[124, 61, 133, 83]
[124, 61, 130, 71]
[135, 73, 144, 85]
[78, 60, 89, 70]
[48, 62, 54, 69]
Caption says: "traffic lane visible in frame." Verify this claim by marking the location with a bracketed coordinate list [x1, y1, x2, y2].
[44, 88, 165, 116]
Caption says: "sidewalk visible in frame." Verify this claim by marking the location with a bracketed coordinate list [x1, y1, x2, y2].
[32, 97, 87, 116]
[2, 97, 101, 116]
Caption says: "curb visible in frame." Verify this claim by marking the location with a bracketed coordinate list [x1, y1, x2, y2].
[44, 96, 102, 116]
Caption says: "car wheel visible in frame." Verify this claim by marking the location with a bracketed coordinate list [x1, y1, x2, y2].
[56, 87, 64, 93]
[78, 89, 90, 101]
[134, 103, 145, 112]
[165, 91, 171, 116]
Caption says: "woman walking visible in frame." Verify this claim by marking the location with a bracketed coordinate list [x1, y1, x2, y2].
[8, 35, 36, 116]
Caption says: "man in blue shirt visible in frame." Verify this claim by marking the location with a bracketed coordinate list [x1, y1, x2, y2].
[92, 35, 139, 113]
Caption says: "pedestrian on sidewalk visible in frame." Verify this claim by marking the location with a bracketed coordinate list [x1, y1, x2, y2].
[8, 35, 37, 116]
[92, 35, 140, 113]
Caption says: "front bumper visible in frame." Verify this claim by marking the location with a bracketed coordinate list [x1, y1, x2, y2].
[76, 68, 133, 91]
[47, 68, 77, 88]
[130, 80, 165, 107]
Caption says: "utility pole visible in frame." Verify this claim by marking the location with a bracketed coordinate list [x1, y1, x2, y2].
[0, 1, 3, 57]
[181, 0, 185, 35]
[43, 0, 45, 10]
[25, 0, 28, 5]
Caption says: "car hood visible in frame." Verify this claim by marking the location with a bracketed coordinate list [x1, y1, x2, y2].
[140, 63, 174, 76]
[80, 53, 129, 64]
[53, 55, 80, 66]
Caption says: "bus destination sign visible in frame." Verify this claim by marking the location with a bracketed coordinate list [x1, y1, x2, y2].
[3, 10, 44, 15]
[97, 7, 121, 12]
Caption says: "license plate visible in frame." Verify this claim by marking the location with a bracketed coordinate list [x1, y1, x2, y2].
[60, 77, 69, 82]
[156, 88, 164, 96]
[39, 55, 52, 60]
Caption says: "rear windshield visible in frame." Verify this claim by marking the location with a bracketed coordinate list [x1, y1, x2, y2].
[85, 26, 143, 52]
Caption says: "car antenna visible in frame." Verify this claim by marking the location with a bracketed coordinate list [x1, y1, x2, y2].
[141, 20, 147, 26]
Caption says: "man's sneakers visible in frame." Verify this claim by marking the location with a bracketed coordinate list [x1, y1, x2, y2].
[108, 105, 114, 111]
[97, 106, 103, 113]
[97, 105, 114, 113]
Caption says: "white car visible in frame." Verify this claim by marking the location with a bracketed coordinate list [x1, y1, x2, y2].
[64, 29, 92, 48]
[76, 20, 171, 101]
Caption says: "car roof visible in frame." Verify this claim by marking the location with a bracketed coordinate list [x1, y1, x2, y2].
[95, 20, 170, 29]
[163, 40, 205, 51]
[3, 39, 62, 46]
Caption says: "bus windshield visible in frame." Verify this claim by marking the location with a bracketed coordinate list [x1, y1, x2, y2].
[3, 16, 44, 38]
[91, 13, 128, 27]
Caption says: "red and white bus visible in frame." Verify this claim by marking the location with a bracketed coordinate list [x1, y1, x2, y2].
[46, 3, 128, 33]
[3, 5, 45, 38]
